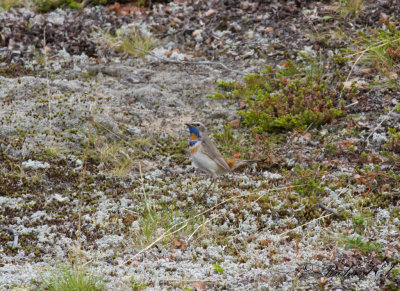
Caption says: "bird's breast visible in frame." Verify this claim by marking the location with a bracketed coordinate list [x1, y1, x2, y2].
[189, 142, 201, 154]
[190, 133, 199, 141]
[190, 147, 221, 175]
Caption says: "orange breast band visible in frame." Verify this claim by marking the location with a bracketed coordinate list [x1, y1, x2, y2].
[189, 143, 200, 154]
[190, 133, 199, 141]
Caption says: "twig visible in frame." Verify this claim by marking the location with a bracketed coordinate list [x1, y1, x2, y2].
[75, 125, 91, 266]
[130, 45, 246, 75]
[159, 278, 216, 283]
[139, 161, 153, 220]
[186, 213, 223, 243]
[43, 26, 53, 145]
[304, 120, 316, 133]
[124, 184, 306, 265]
[340, 38, 400, 99]
[318, 203, 339, 216]
[345, 39, 399, 58]
[122, 208, 139, 215]
[1, 227, 18, 248]
[345, 101, 359, 108]
[278, 214, 332, 238]
[366, 106, 397, 142]
[340, 49, 367, 99]
[128, 220, 189, 262]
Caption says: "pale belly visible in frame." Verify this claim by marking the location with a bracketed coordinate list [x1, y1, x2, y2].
[191, 150, 220, 175]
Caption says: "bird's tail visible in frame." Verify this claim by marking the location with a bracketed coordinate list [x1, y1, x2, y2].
[226, 159, 259, 170]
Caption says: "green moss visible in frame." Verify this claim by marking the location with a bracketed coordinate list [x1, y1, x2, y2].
[36, 0, 82, 11]
[345, 235, 382, 255]
[208, 59, 347, 133]
[0, 62, 35, 77]
[385, 127, 400, 153]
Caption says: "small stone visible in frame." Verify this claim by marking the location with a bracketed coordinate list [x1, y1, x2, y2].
[22, 160, 50, 169]
[265, 27, 274, 34]
[319, 129, 328, 137]
[263, 171, 282, 180]
[246, 30, 255, 40]
[192, 29, 203, 37]
[205, 9, 216, 17]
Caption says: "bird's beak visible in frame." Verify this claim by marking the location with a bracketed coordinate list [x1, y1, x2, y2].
[185, 123, 191, 127]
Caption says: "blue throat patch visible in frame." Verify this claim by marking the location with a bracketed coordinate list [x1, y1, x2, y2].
[188, 126, 201, 146]
[189, 139, 200, 146]
[188, 125, 200, 136]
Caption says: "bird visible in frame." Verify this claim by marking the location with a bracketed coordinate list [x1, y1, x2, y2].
[185, 122, 257, 193]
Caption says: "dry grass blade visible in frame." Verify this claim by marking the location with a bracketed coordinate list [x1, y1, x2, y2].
[124, 184, 306, 265]
[278, 214, 333, 239]
[130, 44, 246, 75]
[366, 106, 398, 142]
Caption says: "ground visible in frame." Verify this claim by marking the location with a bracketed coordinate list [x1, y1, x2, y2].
[0, 0, 400, 290]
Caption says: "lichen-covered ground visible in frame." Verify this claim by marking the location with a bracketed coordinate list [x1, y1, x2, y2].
[0, 1, 400, 290]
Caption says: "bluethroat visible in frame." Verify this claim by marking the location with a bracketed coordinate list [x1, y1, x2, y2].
[185, 122, 256, 192]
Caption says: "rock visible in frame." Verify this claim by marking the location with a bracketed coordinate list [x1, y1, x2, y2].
[22, 159, 50, 169]
[192, 29, 203, 37]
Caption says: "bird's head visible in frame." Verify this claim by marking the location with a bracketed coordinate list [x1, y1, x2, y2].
[185, 122, 207, 144]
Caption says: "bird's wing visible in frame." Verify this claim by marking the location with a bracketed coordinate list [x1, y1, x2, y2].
[200, 135, 231, 172]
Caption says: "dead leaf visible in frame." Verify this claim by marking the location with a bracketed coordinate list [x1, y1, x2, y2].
[337, 140, 356, 148]
[231, 118, 241, 128]
[319, 277, 328, 286]
[343, 80, 368, 90]
[108, 2, 120, 11]
[192, 281, 206, 290]
[232, 152, 241, 159]
[165, 49, 180, 58]
[302, 132, 312, 140]
[361, 68, 373, 75]
[194, 51, 203, 57]
[384, 94, 392, 101]
[173, 238, 187, 250]
[259, 239, 272, 245]
[145, 72, 153, 79]
[108, 2, 138, 16]
[284, 5, 297, 13]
